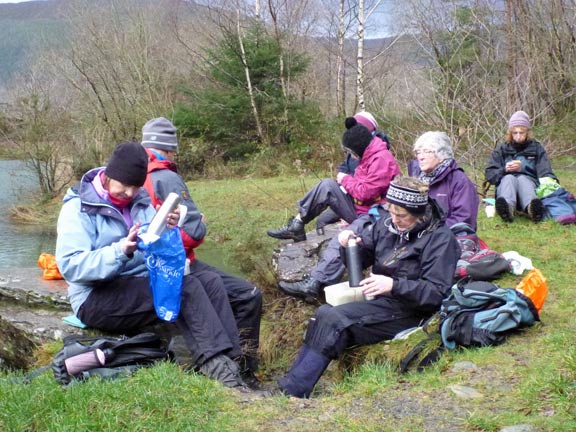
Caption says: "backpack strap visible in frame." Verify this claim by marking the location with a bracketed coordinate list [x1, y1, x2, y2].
[398, 313, 444, 373]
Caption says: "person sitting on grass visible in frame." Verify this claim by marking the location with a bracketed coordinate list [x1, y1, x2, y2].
[485, 111, 557, 223]
[267, 122, 400, 242]
[277, 130, 474, 303]
[277, 176, 460, 398]
[408, 131, 479, 230]
[140, 117, 263, 389]
[56, 141, 253, 392]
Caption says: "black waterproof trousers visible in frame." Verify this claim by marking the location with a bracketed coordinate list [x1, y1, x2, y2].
[189, 259, 263, 372]
[304, 300, 424, 359]
[298, 179, 358, 225]
[78, 273, 242, 366]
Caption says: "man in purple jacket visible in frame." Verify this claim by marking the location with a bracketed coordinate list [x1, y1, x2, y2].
[408, 131, 479, 230]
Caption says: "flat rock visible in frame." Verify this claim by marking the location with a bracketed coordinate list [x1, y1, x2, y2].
[272, 223, 341, 282]
[0, 267, 69, 309]
[0, 267, 78, 343]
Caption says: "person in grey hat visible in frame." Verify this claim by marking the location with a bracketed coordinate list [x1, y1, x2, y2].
[141, 117, 263, 389]
[485, 111, 557, 223]
[56, 141, 252, 391]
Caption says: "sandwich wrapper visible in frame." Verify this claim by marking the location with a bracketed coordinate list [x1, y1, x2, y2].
[324, 281, 366, 306]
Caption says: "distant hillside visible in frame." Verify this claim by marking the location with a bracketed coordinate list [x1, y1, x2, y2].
[0, 0, 67, 83]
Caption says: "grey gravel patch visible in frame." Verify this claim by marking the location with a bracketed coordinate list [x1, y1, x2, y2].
[500, 424, 538, 432]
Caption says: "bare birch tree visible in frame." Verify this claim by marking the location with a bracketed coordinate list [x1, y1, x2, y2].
[237, 9, 266, 144]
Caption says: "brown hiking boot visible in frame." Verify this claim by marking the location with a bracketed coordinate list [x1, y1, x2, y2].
[527, 198, 545, 223]
[495, 197, 514, 222]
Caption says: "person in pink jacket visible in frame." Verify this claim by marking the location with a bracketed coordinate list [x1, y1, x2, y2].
[267, 123, 400, 243]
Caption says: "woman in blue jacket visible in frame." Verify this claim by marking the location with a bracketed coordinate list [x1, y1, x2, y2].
[56, 141, 249, 389]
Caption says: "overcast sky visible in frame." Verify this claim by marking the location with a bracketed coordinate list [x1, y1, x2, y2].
[0, 0, 44, 3]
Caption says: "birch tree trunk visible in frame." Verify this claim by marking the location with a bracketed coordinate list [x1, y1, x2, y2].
[336, 0, 346, 116]
[237, 10, 265, 144]
[356, 0, 365, 111]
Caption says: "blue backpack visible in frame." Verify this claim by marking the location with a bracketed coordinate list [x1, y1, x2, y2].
[440, 280, 540, 349]
[541, 187, 576, 225]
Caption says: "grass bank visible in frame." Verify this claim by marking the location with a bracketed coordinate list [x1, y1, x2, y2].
[1, 167, 575, 431]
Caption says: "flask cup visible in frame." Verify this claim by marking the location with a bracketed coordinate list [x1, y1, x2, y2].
[64, 349, 106, 376]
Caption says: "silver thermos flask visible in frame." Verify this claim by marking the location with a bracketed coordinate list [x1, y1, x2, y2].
[346, 237, 363, 288]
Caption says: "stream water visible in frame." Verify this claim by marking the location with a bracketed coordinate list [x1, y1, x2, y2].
[0, 160, 241, 276]
[0, 160, 57, 269]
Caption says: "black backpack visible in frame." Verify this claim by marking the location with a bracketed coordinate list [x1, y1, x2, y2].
[51, 332, 171, 385]
[451, 223, 511, 281]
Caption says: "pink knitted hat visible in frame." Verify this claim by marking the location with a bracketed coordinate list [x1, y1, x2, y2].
[508, 111, 531, 129]
[353, 111, 378, 132]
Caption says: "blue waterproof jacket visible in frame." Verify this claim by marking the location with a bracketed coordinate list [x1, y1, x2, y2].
[55, 168, 156, 314]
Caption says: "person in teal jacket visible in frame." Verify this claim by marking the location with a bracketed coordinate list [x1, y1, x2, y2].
[56, 141, 252, 390]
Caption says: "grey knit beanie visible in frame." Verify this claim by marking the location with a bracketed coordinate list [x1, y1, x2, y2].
[508, 111, 531, 129]
[141, 117, 178, 152]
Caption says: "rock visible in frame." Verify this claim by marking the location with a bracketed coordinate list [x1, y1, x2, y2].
[0, 267, 69, 309]
[0, 267, 84, 347]
[0, 315, 38, 371]
[272, 223, 341, 283]
[448, 384, 484, 399]
[449, 361, 479, 373]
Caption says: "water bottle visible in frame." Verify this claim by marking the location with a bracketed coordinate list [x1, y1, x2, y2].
[64, 349, 106, 376]
[346, 237, 363, 288]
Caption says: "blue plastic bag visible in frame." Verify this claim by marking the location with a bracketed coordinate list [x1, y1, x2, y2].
[138, 226, 185, 322]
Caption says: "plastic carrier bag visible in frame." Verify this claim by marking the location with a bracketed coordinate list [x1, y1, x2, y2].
[37, 253, 64, 280]
[138, 226, 186, 322]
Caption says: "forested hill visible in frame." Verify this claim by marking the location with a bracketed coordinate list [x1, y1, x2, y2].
[0, 0, 396, 86]
[0, 0, 64, 83]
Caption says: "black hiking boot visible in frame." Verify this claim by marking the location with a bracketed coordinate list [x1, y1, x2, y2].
[527, 198, 544, 223]
[279, 277, 321, 303]
[199, 354, 247, 389]
[267, 217, 307, 242]
[496, 197, 514, 222]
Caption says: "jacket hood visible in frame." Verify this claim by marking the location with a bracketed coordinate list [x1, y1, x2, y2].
[63, 167, 151, 208]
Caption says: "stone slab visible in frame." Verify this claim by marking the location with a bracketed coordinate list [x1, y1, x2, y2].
[0, 267, 69, 309]
[272, 222, 341, 282]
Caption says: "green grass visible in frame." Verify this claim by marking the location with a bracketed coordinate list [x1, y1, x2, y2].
[1, 166, 575, 431]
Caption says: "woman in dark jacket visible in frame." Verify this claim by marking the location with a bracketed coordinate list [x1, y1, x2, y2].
[278, 176, 461, 398]
[485, 111, 557, 223]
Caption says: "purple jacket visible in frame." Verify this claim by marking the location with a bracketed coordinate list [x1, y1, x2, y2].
[408, 159, 479, 230]
[341, 136, 401, 214]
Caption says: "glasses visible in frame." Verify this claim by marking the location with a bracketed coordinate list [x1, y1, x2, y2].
[413, 149, 435, 157]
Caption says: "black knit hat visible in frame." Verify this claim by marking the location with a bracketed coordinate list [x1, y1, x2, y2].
[342, 124, 373, 159]
[105, 141, 149, 187]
